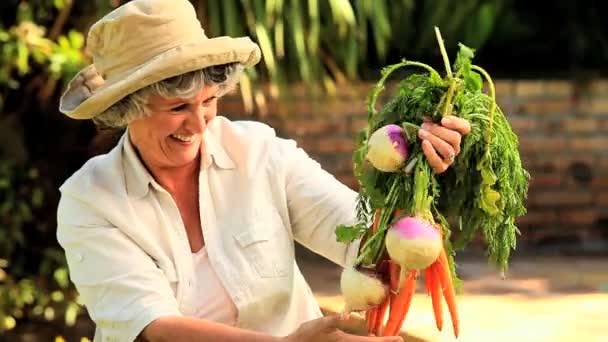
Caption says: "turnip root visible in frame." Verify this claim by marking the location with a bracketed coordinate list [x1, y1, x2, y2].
[385, 216, 442, 285]
[366, 124, 409, 172]
[340, 267, 388, 312]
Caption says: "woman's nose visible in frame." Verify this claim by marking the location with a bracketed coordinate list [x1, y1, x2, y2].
[186, 105, 207, 133]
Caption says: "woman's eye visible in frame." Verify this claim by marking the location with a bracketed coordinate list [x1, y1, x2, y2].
[202, 97, 217, 107]
[170, 104, 188, 112]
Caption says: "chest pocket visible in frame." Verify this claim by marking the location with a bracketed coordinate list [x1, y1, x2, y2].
[233, 229, 289, 278]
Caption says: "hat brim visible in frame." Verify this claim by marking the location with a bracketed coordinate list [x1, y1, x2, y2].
[59, 36, 261, 120]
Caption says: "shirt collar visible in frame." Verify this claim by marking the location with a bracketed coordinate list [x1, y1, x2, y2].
[202, 123, 236, 170]
[123, 124, 236, 199]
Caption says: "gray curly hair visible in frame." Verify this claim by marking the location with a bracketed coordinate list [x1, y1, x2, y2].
[92, 63, 244, 128]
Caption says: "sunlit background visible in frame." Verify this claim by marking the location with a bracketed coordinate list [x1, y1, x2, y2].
[1, 1, 607, 341]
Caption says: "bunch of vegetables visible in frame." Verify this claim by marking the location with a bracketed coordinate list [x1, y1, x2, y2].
[336, 27, 529, 337]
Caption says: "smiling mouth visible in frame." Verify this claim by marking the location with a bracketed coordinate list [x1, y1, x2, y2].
[170, 133, 195, 143]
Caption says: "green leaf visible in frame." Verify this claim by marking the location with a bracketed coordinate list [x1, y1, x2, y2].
[454, 43, 476, 72]
[480, 185, 501, 215]
[32, 187, 44, 208]
[328, 0, 356, 37]
[254, 23, 277, 79]
[54, 268, 70, 289]
[51, 290, 64, 302]
[2, 316, 16, 330]
[57, 36, 70, 50]
[15, 42, 30, 75]
[67, 30, 84, 50]
[206, 0, 222, 36]
[44, 306, 55, 321]
[464, 71, 483, 92]
[0, 30, 9, 42]
[54, 0, 66, 10]
[220, 1, 242, 37]
[16, 2, 33, 23]
[64, 302, 80, 326]
[335, 224, 365, 243]
[470, 2, 497, 48]
[307, 0, 320, 55]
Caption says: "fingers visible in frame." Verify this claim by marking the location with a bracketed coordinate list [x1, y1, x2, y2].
[334, 330, 404, 342]
[319, 315, 342, 332]
[441, 115, 471, 135]
[421, 140, 449, 174]
[419, 123, 459, 157]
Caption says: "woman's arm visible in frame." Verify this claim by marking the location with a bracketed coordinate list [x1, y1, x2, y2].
[143, 315, 404, 342]
[270, 136, 362, 267]
[142, 316, 282, 342]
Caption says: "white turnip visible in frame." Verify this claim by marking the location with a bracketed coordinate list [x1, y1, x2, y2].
[340, 267, 388, 312]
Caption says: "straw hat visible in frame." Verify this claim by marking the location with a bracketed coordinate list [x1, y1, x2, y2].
[59, 0, 261, 120]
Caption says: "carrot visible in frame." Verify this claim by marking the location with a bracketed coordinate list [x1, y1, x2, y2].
[393, 270, 417, 334]
[382, 270, 417, 336]
[384, 262, 400, 334]
[367, 307, 378, 335]
[372, 209, 382, 232]
[373, 294, 390, 335]
[361, 209, 383, 333]
[429, 262, 444, 331]
[424, 267, 433, 296]
[437, 248, 459, 338]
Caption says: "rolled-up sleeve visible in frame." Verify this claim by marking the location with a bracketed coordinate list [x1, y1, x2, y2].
[57, 194, 182, 342]
[272, 137, 362, 267]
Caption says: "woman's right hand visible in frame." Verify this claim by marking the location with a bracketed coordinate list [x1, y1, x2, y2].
[283, 315, 403, 342]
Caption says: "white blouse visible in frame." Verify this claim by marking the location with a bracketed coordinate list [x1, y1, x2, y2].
[191, 247, 238, 325]
[57, 116, 361, 342]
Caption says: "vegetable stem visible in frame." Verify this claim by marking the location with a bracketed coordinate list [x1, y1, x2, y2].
[355, 176, 400, 266]
[434, 26, 456, 118]
[434, 27, 452, 78]
[471, 65, 496, 147]
[368, 60, 441, 123]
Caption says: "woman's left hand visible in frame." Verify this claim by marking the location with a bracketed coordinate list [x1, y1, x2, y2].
[418, 115, 471, 174]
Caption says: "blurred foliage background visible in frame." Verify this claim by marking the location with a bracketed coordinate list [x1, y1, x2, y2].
[0, 0, 606, 339]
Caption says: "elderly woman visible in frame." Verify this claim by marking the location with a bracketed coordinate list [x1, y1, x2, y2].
[57, 1, 470, 341]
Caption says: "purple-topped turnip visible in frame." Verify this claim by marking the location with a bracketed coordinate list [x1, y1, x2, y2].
[385, 216, 442, 285]
[366, 124, 410, 172]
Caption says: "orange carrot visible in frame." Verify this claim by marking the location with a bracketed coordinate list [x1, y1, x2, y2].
[383, 262, 401, 335]
[437, 248, 459, 338]
[429, 262, 444, 331]
[392, 270, 417, 334]
[373, 294, 390, 335]
[367, 307, 378, 335]
[424, 267, 433, 296]
[362, 209, 383, 333]
[372, 209, 382, 232]
[382, 270, 417, 336]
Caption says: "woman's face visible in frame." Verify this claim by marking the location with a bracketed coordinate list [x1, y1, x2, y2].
[128, 85, 219, 170]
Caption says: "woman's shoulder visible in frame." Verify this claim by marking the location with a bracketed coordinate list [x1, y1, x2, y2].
[212, 116, 277, 140]
[59, 139, 126, 198]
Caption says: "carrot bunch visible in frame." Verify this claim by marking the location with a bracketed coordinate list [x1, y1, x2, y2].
[336, 26, 528, 339]
[362, 213, 459, 338]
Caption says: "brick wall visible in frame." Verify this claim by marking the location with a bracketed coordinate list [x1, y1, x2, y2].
[219, 80, 608, 246]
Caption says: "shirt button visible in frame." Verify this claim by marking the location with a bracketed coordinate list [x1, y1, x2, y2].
[75, 253, 84, 262]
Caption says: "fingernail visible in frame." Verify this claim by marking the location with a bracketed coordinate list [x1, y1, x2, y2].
[418, 129, 428, 139]
[421, 123, 431, 130]
[442, 117, 452, 125]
